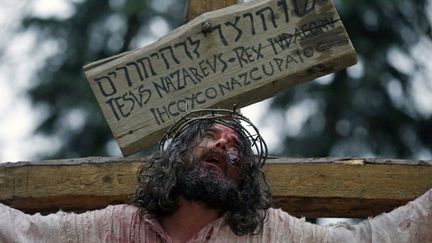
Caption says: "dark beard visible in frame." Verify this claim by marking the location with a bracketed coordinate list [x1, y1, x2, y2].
[176, 164, 240, 211]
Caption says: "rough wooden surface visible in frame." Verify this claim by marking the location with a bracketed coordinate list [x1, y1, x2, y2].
[186, 0, 238, 21]
[83, 0, 357, 156]
[1, 157, 431, 217]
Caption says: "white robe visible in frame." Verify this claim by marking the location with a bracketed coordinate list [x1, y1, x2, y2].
[0, 189, 431, 242]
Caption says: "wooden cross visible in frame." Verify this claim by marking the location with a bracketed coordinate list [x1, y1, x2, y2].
[186, 0, 239, 21]
[1, 157, 431, 216]
[0, 1, 431, 220]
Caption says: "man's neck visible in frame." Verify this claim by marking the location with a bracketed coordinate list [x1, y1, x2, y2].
[160, 199, 222, 243]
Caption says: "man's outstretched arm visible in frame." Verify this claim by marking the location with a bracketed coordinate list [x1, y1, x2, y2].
[0, 203, 138, 242]
[0, 203, 65, 242]
[325, 188, 432, 242]
[274, 188, 431, 242]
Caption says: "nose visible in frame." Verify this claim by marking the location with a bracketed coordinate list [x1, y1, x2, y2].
[214, 138, 228, 151]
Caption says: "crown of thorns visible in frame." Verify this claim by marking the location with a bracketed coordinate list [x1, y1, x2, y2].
[159, 109, 268, 167]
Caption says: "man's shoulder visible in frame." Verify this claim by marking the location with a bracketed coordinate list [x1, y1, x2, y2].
[264, 207, 296, 223]
[107, 203, 138, 210]
[266, 207, 290, 216]
[101, 204, 143, 216]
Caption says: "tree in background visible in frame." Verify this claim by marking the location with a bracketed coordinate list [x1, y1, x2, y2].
[270, 0, 432, 158]
[7, 0, 432, 159]
[16, 0, 185, 158]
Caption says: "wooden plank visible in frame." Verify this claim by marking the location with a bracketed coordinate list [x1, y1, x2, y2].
[83, 0, 358, 156]
[265, 162, 432, 217]
[186, 0, 239, 21]
[1, 157, 431, 217]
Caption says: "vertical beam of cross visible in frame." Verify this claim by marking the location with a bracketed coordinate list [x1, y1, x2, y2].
[186, 0, 239, 22]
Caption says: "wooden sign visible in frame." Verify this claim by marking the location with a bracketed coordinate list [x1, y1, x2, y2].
[84, 0, 357, 156]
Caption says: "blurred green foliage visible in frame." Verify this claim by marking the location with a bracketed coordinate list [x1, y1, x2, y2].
[271, 0, 432, 158]
[16, 0, 432, 159]
[21, 0, 185, 158]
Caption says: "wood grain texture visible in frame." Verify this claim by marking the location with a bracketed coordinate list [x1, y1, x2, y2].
[1, 157, 431, 217]
[83, 0, 358, 156]
[186, 0, 239, 21]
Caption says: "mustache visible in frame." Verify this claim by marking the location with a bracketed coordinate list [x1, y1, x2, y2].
[202, 147, 226, 160]
[198, 147, 240, 167]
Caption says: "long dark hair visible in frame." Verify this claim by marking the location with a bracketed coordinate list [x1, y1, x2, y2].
[133, 119, 272, 235]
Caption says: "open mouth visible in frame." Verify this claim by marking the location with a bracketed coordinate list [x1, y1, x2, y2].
[203, 155, 225, 175]
[206, 156, 221, 164]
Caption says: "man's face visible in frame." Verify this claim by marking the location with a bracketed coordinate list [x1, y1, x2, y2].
[175, 123, 244, 210]
[191, 123, 243, 184]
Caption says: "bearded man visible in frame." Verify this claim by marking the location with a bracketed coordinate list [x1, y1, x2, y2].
[0, 109, 431, 242]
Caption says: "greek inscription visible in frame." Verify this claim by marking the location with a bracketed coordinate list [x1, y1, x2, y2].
[262, 61, 275, 76]
[250, 67, 262, 81]
[150, 85, 222, 125]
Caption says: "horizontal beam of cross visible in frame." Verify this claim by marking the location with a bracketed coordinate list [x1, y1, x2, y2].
[1, 157, 431, 217]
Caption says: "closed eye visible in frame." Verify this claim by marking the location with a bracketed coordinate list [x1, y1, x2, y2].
[229, 146, 240, 154]
[204, 132, 214, 140]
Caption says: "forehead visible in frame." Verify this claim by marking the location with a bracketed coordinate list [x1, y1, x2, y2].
[208, 123, 239, 136]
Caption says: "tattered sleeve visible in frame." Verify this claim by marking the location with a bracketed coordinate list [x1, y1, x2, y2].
[266, 208, 328, 242]
[0, 203, 66, 242]
[326, 188, 432, 242]
[0, 204, 138, 243]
